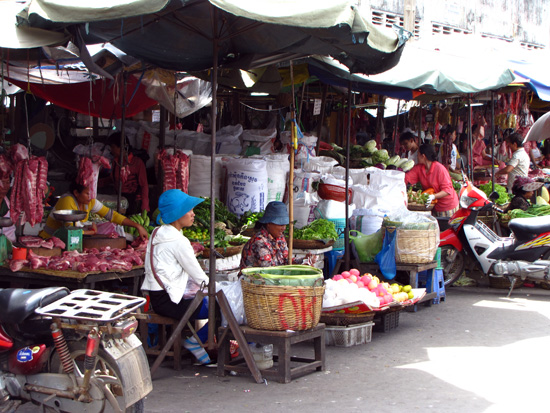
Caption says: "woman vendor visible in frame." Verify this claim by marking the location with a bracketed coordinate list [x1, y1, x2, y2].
[405, 144, 459, 217]
[39, 181, 148, 240]
[141, 189, 213, 364]
[505, 176, 543, 212]
[240, 201, 290, 269]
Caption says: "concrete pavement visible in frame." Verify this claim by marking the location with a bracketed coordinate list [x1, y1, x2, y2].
[145, 285, 550, 413]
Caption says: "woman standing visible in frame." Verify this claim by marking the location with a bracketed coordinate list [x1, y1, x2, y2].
[141, 189, 213, 364]
[405, 144, 459, 217]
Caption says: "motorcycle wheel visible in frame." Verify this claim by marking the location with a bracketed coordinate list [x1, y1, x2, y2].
[441, 245, 465, 287]
[50, 341, 145, 413]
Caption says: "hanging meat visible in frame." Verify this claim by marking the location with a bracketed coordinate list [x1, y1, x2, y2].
[76, 155, 111, 199]
[10, 144, 49, 226]
[0, 152, 13, 201]
[158, 149, 190, 193]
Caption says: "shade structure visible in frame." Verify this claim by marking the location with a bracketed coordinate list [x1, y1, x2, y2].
[21, 0, 407, 76]
[524, 111, 550, 143]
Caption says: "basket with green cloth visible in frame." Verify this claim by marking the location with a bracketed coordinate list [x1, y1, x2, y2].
[241, 265, 325, 331]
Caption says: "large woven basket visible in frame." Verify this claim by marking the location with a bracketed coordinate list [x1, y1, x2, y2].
[201, 244, 243, 258]
[241, 278, 325, 331]
[395, 228, 438, 264]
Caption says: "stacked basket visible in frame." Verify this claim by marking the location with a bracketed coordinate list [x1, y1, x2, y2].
[241, 265, 325, 331]
[383, 218, 439, 264]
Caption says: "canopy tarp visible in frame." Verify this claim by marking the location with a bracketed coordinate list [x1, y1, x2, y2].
[21, 0, 408, 76]
[355, 40, 515, 95]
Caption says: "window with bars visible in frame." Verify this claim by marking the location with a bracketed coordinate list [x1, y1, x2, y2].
[371, 9, 420, 39]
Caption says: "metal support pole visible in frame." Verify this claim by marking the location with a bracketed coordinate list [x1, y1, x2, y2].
[344, 80, 352, 269]
[117, 73, 127, 213]
[491, 91, 495, 192]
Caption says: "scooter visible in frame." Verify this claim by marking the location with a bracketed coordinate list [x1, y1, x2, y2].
[0, 287, 152, 412]
[439, 176, 550, 296]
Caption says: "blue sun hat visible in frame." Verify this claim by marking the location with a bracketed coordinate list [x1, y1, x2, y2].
[157, 189, 204, 225]
[258, 201, 289, 225]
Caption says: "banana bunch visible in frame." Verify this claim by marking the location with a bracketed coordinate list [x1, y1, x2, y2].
[125, 210, 155, 237]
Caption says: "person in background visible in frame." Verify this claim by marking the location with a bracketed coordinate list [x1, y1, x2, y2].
[523, 140, 543, 169]
[471, 125, 494, 169]
[141, 189, 214, 365]
[495, 132, 530, 193]
[405, 144, 459, 217]
[39, 181, 148, 240]
[438, 125, 461, 180]
[505, 176, 543, 212]
[107, 132, 149, 215]
[399, 131, 419, 165]
[458, 132, 469, 173]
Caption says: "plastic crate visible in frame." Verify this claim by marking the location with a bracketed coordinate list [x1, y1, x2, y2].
[329, 218, 346, 251]
[325, 322, 374, 347]
[373, 311, 400, 333]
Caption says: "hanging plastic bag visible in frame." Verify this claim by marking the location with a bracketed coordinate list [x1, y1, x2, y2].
[216, 280, 246, 327]
[374, 227, 397, 280]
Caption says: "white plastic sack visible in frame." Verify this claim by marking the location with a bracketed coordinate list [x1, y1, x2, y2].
[350, 208, 385, 235]
[188, 155, 224, 199]
[216, 124, 243, 155]
[350, 167, 407, 212]
[263, 154, 289, 203]
[241, 128, 277, 154]
[293, 191, 320, 229]
[280, 131, 317, 159]
[293, 170, 321, 193]
[226, 158, 268, 216]
[216, 281, 246, 327]
[297, 156, 338, 174]
[315, 199, 355, 220]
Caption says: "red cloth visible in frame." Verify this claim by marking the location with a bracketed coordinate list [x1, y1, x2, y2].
[8, 76, 156, 119]
[405, 161, 459, 213]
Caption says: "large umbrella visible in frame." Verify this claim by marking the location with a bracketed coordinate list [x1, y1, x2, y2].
[524, 111, 550, 143]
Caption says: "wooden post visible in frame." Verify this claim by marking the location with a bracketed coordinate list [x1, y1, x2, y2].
[288, 61, 296, 259]
[344, 80, 352, 269]
[117, 72, 127, 213]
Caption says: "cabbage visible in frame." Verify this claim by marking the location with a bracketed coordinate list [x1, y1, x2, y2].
[396, 157, 409, 168]
[364, 139, 377, 154]
[372, 149, 389, 164]
[386, 155, 400, 166]
[401, 160, 415, 172]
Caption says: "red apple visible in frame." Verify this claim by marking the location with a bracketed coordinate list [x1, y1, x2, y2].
[356, 281, 365, 288]
[346, 278, 355, 283]
[367, 279, 378, 290]
[341, 271, 350, 278]
[332, 274, 343, 281]
[349, 268, 360, 277]
[348, 274, 358, 283]
[361, 275, 372, 285]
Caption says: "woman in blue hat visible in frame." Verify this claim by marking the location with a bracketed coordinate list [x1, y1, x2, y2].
[141, 189, 212, 364]
[240, 201, 291, 269]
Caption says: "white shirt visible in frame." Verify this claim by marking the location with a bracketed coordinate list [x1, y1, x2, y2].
[408, 149, 419, 165]
[506, 148, 530, 192]
[141, 225, 210, 304]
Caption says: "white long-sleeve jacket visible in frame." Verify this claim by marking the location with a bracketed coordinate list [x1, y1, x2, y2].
[141, 225, 209, 304]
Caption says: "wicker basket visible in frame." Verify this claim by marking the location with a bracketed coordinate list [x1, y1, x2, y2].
[319, 311, 375, 326]
[241, 278, 325, 331]
[395, 228, 438, 264]
[289, 239, 335, 249]
[407, 202, 434, 211]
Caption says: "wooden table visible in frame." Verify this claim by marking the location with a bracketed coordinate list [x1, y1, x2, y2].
[217, 324, 326, 384]
[0, 265, 145, 295]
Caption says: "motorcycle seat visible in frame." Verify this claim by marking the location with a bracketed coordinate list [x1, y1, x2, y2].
[0, 287, 69, 324]
[509, 215, 550, 241]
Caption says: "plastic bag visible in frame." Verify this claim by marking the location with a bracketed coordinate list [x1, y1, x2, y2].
[374, 227, 397, 280]
[216, 280, 246, 327]
[350, 229, 383, 263]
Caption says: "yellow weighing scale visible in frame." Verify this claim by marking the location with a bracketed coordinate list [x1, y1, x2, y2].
[52, 209, 87, 252]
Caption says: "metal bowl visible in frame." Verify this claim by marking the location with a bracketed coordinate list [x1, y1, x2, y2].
[52, 209, 87, 222]
[0, 217, 13, 228]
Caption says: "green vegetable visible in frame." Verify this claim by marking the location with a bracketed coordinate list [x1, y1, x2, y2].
[293, 219, 338, 241]
[193, 197, 239, 228]
[386, 155, 400, 166]
[478, 183, 510, 205]
[396, 157, 409, 168]
[401, 160, 415, 172]
[372, 149, 390, 164]
[509, 209, 535, 219]
[364, 139, 378, 154]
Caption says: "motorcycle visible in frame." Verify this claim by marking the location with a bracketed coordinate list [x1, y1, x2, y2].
[0, 287, 152, 412]
[439, 176, 550, 295]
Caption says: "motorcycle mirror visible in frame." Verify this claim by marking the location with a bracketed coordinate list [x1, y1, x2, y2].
[489, 191, 500, 201]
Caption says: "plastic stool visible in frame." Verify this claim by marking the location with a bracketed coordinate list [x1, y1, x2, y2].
[417, 269, 446, 304]
[324, 249, 345, 278]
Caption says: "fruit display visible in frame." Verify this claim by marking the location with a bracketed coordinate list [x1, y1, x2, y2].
[323, 268, 414, 310]
[125, 210, 155, 236]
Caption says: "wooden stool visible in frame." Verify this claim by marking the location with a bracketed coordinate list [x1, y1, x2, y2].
[133, 310, 186, 371]
[217, 323, 326, 383]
